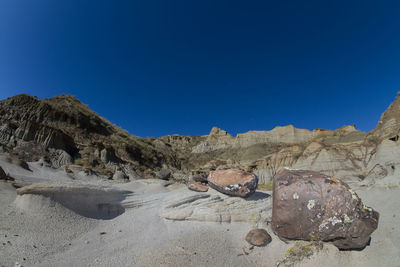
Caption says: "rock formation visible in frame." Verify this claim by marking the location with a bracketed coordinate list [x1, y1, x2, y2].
[1, 92, 400, 186]
[187, 181, 209, 192]
[271, 169, 379, 249]
[0, 94, 179, 179]
[207, 169, 258, 197]
[161, 186, 271, 223]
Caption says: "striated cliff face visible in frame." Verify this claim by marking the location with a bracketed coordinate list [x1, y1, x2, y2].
[180, 124, 371, 184]
[0, 94, 180, 179]
[364, 93, 400, 184]
[0, 93, 399, 185]
[192, 125, 364, 153]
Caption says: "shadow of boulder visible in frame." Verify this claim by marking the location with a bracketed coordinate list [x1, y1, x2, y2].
[246, 191, 271, 201]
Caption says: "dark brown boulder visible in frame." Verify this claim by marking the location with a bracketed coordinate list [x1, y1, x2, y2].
[207, 169, 258, 197]
[245, 229, 272, 246]
[272, 169, 379, 250]
[187, 181, 209, 192]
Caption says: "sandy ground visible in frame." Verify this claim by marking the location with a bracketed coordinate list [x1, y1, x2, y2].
[0, 158, 399, 267]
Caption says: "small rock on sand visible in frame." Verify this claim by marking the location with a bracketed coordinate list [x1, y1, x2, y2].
[187, 181, 208, 192]
[245, 229, 272, 246]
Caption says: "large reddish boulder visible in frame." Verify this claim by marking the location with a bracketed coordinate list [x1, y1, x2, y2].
[207, 169, 258, 197]
[272, 169, 379, 249]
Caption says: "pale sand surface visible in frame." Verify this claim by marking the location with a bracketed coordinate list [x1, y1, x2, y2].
[0, 159, 399, 267]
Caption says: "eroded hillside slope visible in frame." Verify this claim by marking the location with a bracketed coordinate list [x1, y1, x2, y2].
[1, 93, 399, 185]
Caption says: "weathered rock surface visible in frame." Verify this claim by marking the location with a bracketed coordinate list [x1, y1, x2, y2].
[161, 187, 271, 224]
[187, 181, 208, 192]
[207, 169, 258, 197]
[272, 169, 379, 249]
[245, 229, 272, 246]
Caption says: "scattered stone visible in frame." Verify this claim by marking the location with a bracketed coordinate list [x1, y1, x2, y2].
[245, 229, 272, 246]
[187, 181, 208, 192]
[272, 169, 379, 249]
[207, 169, 258, 197]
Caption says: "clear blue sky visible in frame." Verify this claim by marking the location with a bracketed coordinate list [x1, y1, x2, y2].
[0, 1, 399, 137]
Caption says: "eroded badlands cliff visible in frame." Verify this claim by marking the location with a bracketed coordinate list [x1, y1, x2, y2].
[0, 93, 399, 186]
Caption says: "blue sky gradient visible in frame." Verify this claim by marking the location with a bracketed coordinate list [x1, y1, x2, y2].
[0, 1, 399, 137]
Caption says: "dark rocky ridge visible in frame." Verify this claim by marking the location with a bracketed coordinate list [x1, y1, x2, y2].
[0, 93, 398, 183]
